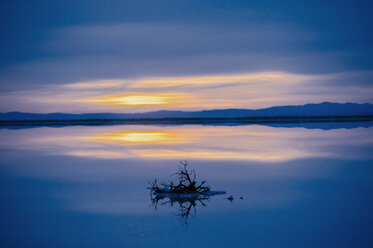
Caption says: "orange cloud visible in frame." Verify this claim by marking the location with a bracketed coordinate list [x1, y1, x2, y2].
[130, 71, 322, 89]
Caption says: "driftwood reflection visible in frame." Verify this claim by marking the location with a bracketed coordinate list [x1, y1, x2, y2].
[150, 194, 211, 225]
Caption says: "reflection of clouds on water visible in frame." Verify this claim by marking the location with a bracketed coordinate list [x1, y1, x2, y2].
[85, 129, 192, 145]
[0, 125, 372, 162]
[1, 123, 371, 217]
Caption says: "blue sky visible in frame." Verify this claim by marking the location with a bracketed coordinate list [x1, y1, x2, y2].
[0, 0, 372, 113]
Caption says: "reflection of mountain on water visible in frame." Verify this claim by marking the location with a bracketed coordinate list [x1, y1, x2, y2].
[265, 121, 373, 130]
[150, 192, 225, 225]
[0, 118, 372, 130]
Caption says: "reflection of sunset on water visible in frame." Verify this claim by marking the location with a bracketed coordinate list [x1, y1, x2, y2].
[85, 130, 192, 145]
[82, 127, 318, 161]
[130, 149, 311, 161]
[1, 125, 372, 162]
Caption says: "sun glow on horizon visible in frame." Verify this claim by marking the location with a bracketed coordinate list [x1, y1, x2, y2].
[76, 71, 320, 110]
[6, 70, 372, 113]
[83, 92, 190, 107]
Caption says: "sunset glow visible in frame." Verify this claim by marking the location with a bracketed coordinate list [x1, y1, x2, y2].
[84, 92, 189, 107]
[3, 125, 371, 162]
[86, 130, 191, 145]
[8, 125, 360, 162]
[1, 70, 372, 113]
[1, 1, 372, 246]
[130, 71, 321, 89]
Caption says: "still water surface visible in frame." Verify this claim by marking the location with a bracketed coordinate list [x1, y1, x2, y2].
[0, 124, 372, 247]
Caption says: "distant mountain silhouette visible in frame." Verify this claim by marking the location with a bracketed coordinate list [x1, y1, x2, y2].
[1, 102, 373, 121]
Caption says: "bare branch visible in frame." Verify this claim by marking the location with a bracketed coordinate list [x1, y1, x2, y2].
[149, 161, 210, 195]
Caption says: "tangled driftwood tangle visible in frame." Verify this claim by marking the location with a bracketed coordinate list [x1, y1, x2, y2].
[148, 161, 226, 224]
[150, 161, 211, 195]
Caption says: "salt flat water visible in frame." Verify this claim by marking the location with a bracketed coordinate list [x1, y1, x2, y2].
[0, 124, 372, 247]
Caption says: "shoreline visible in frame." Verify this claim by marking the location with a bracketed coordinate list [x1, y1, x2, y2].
[1, 115, 372, 127]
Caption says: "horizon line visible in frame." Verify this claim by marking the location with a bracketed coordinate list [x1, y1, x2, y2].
[1, 101, 373, 115]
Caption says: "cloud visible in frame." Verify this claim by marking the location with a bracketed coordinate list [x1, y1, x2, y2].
[0, 22, 328, 91]
[84, 92, 191, 107]
[0, 70, 372, 113]
[63, 80, 126, 89]
[0, 22, 371, 112]
[48, 22, 317, 57]
[131, 72, 301, 88]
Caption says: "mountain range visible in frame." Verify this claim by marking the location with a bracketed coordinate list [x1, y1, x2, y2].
[1, 102, 373, 121]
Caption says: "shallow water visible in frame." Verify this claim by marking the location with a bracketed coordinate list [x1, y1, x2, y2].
[0, 124, 372, 247]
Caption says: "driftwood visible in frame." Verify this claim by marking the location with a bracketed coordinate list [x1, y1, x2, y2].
[149, 161, 210, 195]
[148, 161, 226, 225]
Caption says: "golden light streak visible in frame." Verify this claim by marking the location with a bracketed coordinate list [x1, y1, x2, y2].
[2, 125, 369, 162]
[130, 71, 323, 89]
[25, 70, 337, 111]
[83, 92, 190, 107]
[86, 130, 192, 145]
[78, 126, 330, 161]
[130, 149, 314, 161]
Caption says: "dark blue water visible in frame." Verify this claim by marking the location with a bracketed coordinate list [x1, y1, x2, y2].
[0, 124, 372, 247]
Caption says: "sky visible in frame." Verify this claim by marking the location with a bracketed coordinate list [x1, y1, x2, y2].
[0, 0, 372, 113]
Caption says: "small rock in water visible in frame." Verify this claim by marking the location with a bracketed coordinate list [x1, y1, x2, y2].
[240, 196, 243, 200]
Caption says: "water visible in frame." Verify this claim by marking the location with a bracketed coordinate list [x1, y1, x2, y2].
[0, 124, 372, 247]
